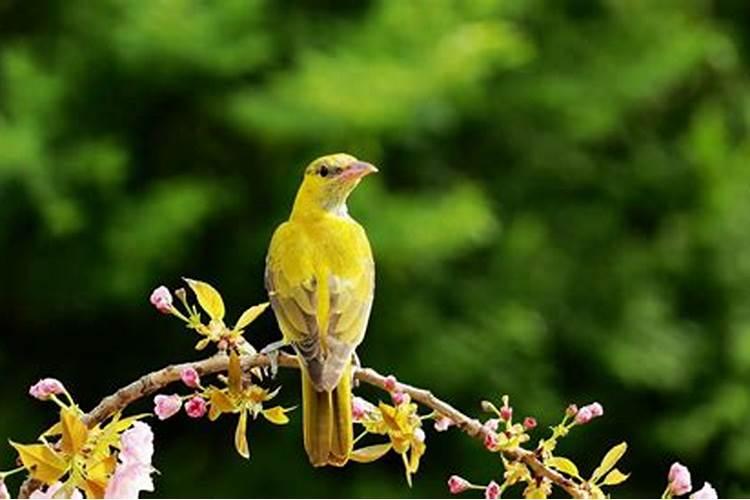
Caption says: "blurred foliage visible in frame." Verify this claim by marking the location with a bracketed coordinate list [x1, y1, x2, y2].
[2, 0, 750, 497]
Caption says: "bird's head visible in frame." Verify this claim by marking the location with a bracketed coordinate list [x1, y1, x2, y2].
[291, 153, 378, 218]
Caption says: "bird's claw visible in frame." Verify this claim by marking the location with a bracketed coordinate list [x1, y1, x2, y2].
[260, 339, 288, 379]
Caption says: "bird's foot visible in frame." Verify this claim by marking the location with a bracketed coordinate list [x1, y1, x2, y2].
[260, 339, 288, 378]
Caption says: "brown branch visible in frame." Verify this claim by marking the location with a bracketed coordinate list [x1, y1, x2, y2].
[81, 352, 584, 497]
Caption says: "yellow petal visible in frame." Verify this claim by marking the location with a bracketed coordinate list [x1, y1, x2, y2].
[228, 350, 242, 396]
[41, 421, 62, 438]
[546, 456, 580, 478]
[601, 468, 630, 486]
[262, 406, 290, 425]
[87, 455, 116, 484]
[234, 411, 250, 459]
[208, 389, 235, 421]
[350, 443, 393, 463]
[195, 338, 211, 351]
[184, 278, 225, 321]
[234, 303, 270, 331]
[10, 442, 68, 484]
[591, 442, 627, 483]
[83, 479, 106, 500]
[60, 407, 88, 455]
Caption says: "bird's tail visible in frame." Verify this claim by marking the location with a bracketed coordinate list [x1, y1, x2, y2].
[302, 362, 353, 467]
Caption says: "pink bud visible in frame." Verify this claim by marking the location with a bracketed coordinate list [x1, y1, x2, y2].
[0, 479, 9, 500]
[153, 394, 182, 420]
[180, 366, 201, 388]
[668, 462, 692, 496]
[384, 375, 398, 392]
[484, 432, 499, 451]
[29, 378, 66, 400]
[149, 286, 173, 314]
[691, 482, 717, 499]
[574, 406, 593, 425]
[483, 418, 500, 432]
[185, 396, 207, 418]
[434, 416, 453, 432]
[566, 404, 578, 417]
[352, 396, 375, 422]
[448, 475, 471, 494]
[500, 405, 513, 422]
[589, 402, 604, 417]
[485, 480, 501, 499]
[392, 391, 410, 405]
[523, 417, 537, 430]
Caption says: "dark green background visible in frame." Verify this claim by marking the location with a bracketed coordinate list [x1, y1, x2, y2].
[2, 0, 750, 497]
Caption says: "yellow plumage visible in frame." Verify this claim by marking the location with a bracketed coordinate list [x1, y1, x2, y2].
[265, 153, 377, 467]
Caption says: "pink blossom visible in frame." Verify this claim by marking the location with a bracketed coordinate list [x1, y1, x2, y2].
[30, 483, 83, 499]
[668, 462, 692, 496]
[500, 405, 513, 422]
[485, 480, 501, 499]
[185, 396, 207, 418]
[180, 366, 201, 388]
[484, 432, 499, 451]
[448, 475, 471, 494]
[384, 375, 398, 392]
[434, 416, 453, 432]
[149, 286, 173, 314]
[29, 378, 66, 400]
[0, 479, 9, 500]
[153, 394, 182, 420]
[483, 418, 500, 432]
[105, 422, 155, 499]
[119, 421, 154, 466]
[589, 402, 604, 417]
[523, 417, 537, 430]
[574, 406, 593, 424]
[691, 482, 717, 499]
[352, 396, 375, 422]
[392, 391, 410, 405]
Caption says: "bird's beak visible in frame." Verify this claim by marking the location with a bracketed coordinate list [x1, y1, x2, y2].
[344, 161, 378, 180]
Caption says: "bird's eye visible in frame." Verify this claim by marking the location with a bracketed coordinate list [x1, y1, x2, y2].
[319, 165, 329, 177]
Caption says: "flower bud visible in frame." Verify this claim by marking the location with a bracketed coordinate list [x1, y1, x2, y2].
[180, 366, 201, 388]
[175, 287, 187, 303]
[392, 391, 410, 406]
[434, 416, 453, 432]
[481, 400, 496, 413]
[500, 405, 513, 422]
[29, 378, 66, 400]
[185, 396, 208, 418]
[668, 462, 692, 496]
[0, 479, 9, 500]
[149, 286, 173, 314]
[384, 375, 398, 392]
[483, 418, 500, 432]
[485, 480, 501, 499]
[574, 406, 593, 425]
[566, 404, 578, 417]
[484, 432, 499, 451]
[589, 402, 604, 417]
[448, 475, 471, 495]
[523, 417, 537, 430]
[413, 427, 425, 443]
[352, 396, 374, 422]
[153, 394, 182, 420]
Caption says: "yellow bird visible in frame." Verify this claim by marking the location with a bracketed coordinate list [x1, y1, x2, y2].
[265, 153, 377, 467]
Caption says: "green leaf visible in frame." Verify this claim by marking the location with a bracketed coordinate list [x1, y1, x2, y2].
[10, 441, 68, 484]
[234, 302, 269, 331]
[234, 410, 250, 459]
[184, 278, 225, 321]
[350, 443, 392, 463]
[601, 468, 630, 486]
[591, 442, 627, 483]
[546, 456, 580, 478]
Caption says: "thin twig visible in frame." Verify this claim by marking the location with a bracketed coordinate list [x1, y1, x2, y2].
[80, 352, 585, 497]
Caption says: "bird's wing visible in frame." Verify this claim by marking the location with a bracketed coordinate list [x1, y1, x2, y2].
[265, 222, 374, 391]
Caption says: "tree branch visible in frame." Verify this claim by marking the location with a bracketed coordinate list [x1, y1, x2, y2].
[81, 352, 584, 497]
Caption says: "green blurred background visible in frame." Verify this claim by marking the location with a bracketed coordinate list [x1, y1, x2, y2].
[2, 0, 750, 497]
